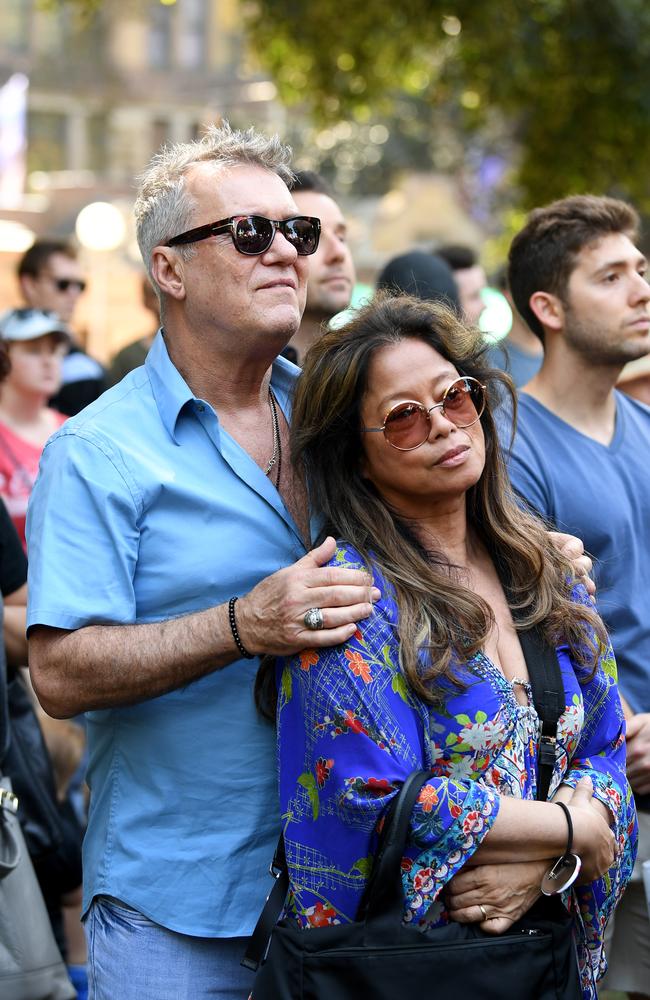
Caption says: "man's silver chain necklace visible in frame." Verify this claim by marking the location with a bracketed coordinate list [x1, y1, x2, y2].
[265, 387, 282, 487]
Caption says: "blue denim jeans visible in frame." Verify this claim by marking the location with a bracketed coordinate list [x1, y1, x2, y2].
[84, 897, 254, 1000]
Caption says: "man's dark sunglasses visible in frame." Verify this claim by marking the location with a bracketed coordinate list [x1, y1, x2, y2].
[51, 277, 87, 293]
[166, 215, 321, 256]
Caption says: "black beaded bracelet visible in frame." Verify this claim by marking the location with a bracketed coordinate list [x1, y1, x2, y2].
[228, 597, 254, 660]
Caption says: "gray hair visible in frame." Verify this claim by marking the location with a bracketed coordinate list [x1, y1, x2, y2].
[134, 122, 295, 294]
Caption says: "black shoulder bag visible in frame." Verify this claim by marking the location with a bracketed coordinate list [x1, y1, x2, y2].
[243, 625, 582, 1000]
[0, 603, 76, 998]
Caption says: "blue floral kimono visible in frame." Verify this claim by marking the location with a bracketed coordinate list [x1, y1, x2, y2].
[276, 544, 637, 1000]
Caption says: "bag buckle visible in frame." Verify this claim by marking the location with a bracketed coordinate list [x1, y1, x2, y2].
[539, 734, 557, 768]
[269, 837, 285, 879]
[0, 788, 18, 814]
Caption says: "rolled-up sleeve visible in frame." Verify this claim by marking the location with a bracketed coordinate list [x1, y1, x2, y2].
[27, 429, 141, 632]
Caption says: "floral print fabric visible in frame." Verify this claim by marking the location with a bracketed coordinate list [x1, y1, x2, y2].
[277, 543, 637, 999]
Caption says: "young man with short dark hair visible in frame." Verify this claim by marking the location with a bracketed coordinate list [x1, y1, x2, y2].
[506, 194, 650, 999]
[436, 243, 487, 325]
[17, 240, 105, 415]
[283, 170, 356, 364]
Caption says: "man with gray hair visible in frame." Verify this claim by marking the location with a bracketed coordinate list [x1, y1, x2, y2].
[25, 124, 379, 998]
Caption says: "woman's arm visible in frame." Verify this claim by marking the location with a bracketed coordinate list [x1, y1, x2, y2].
[445, 778, 613, 934]
[469, 775, 614, 875]
[552, 606, 638, 981]
[276, 553, 614, 927]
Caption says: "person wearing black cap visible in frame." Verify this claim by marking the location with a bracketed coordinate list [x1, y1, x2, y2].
[376, 250, 461, 312]
[0, 308, 69, 549]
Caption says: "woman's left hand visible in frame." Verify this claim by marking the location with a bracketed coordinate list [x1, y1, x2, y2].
[444, 860, 547, 934]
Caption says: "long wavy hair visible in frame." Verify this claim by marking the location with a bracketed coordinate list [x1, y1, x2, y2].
[281, 292, 605, 705]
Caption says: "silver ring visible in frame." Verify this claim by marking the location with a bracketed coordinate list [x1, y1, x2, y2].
[303, 607, 324, 631]
[479, 903, 487, 921]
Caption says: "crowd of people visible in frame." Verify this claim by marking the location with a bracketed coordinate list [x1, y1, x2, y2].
[0, 122, 648, 1000]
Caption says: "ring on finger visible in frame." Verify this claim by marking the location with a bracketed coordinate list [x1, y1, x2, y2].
[479, 903, 487, 921]
[304, 607, 325, 631]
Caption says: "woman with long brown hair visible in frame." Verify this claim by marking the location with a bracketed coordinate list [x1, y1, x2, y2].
[265, 294, 636, 998]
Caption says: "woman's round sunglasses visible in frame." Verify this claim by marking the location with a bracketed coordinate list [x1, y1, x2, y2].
[362, 376, 487, 451]
[166, 214, 321, 256]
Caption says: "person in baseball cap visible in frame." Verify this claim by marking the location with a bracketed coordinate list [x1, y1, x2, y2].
[0, 307, 71, 345]
[0, 308, 69, 548]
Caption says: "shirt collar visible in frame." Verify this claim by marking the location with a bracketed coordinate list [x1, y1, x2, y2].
[145, 329, 301, 444]
[145, 329, 196, 443]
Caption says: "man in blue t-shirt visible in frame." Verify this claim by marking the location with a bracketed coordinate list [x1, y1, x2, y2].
[505, 194, 650, 999]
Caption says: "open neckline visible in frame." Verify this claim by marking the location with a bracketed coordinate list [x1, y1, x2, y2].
[473, 651, 538, 716]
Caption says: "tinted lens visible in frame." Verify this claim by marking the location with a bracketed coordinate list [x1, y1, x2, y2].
[284, 217, 319, 255]
[383, 402, 429, 450]
[233, 217, 274, 254]
[443, 378, 484, 427]
[54, 279, 86, 293]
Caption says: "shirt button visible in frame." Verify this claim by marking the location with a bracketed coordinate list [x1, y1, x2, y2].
[197, 403, 205, 412]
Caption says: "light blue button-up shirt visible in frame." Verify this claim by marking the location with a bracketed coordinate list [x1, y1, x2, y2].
[27, 332, 310, 936]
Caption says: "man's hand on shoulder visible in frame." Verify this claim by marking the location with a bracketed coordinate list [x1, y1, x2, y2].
[548, 530, 595, 596]
[235, 536, 381, 656]
[625, 712, 650, 795]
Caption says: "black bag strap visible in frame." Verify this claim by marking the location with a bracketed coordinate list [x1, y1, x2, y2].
[496, 555, 565, 803]
[518, 626, 565, 802]
[242, 624, 566, 967]
[357, 770, 433, 937]
[0, 596, 9, 768]
[242, 833, 289, 971]
[241, 771, 431, 970]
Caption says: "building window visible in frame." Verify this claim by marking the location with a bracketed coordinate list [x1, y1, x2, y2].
[87, 113, 108, 172]
[177, 0, 206, 70]
[27, 110, 67, 173]
[0, 0, 30, 53]
[149, 1, 173, 70]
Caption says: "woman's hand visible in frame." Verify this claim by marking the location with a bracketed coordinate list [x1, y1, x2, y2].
[563, 776, 616, 882]
[445, 860, 547, 934]
[446, 777, 615, 934]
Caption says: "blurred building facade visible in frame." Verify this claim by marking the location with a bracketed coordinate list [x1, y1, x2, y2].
[0, 0, 489, 359]
[0, 0, 285, 357]
[0, 0, 281, 186]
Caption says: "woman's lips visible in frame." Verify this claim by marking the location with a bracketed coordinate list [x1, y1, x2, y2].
[435, 445, 469, 467]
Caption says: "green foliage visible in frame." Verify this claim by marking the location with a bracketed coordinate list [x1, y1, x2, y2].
[298, 771, 320, 820]
[280, 664, 292, 703]
[351, 855, 374, 879]
[37, 0, 102, 19]
[245, 0, 650, 208]
[391, 671, 410, 703]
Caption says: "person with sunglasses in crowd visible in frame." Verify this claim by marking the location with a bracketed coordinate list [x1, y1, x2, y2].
[25, 124, 380, 1000]
[16, 239, 106, 416]
[258, 293, 636, 999]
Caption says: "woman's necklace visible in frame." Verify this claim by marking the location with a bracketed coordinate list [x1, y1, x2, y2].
[265, 387, 282, 487]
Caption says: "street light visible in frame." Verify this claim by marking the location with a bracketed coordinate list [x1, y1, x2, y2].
[75, 201, 126, 252]
[0, 220, 34, 253]
[75, 201, 127, 358]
